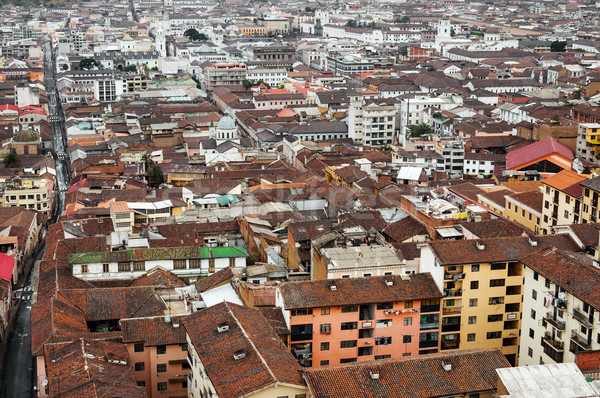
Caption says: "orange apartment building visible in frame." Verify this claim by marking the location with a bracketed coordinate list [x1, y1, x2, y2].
[121, 316, 189, 398]
[276, 274, 442, 367]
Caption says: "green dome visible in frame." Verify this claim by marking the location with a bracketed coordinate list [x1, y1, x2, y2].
[13, 129, 38, 142]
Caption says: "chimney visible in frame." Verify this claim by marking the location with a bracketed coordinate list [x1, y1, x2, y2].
[369, 371, 379, 380]
[476, 241, 485, 251]
[529, 237, 538, 246]
[330, 285, 337, 291]
[442, 361, 452, 371]
[385, 280, 393, 286]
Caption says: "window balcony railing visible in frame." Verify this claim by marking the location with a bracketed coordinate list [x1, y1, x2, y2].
[573, 308, 593, 328]
[570, 329, 592, 352]
[544, 312, 565, 331]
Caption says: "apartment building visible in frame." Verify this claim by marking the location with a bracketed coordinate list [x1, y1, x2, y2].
[580, 176, 600, 224]
[519, 247, 600, 366]
[348, 99, 397, 146]
[276, 274, 443, 367]
[576, 123, 600, 161]
[183, 301, 309, 398]
[435, 138, 465, 179]
[1, 177, 52, 216]
[69, 246, 248, 281]
[505, 190, 543, 234]
[203, 63, 247, 91]
[246, 67, 288, 86]
[122, 316, 189, 397]
[540, 170, 587, 234]
[421, 237, 542, 366]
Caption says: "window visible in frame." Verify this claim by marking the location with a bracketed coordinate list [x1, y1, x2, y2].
[469, 299, 478, 307]
[340, 358, 356, 363]
[531, 309, 536, 320]
[467, 333, 476, 342]
[532, 290, 537, 300]
[377, 303, 393, 310]
[319, 360, 329, 366]
[189, 259, 201, 269]
[157, 345, 166, 355]
[490, 279, 505, 287]
[321, 307, 330, 315]
[157, 364, 166, 373]
[208, 258, 215, 273]
[533, 271, 539, 281]
[81, 264, 88, 274]
[320, 324, 331, 334]
[471, 264, 479, 272]
[157, 383, 167, 392]
[174, 259, 186, 270]
[229, 257, 236, 267]
[404, 301, 413, 308]
[291, 309, 313, 316]
[181, 343, 188, 351]
[488, 314, 502, 322]
[341, 322, 357, 330]
[376, 337, 392, 346]
[341, 306, 358, 313]
[529, 328, 535, 338]
[489, 297, 504, 305]
[102, 263, 109, 273]
[403, 335, 412, 343]
[491, 263, 506, 270]
[487, 331, 501, 339]
[404, 317, 412, 326]
[133, 261, 144, 271]
[468, 316, 477, 325]
[470, 281, 479, 290]
[137, 381, 145, 387]
[528, 347, 533, 357]
[321, 342, 329, 351]
[134, 362, 144, 371]
[118, 262, 130, 272]
[341, 340, 357, 348]
[376, 319, 392, 328]
[375, 355, 391, 360]
[134, 343, 144, 352]
[469, 394, 480, 398]
[545, 278, 551, 289]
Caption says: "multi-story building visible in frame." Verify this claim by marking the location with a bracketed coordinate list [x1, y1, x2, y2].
[576, 123, 600, 161]
[581, 176, 600, 224]
[183, 301, 309, 398]
[69, 246, 248, 281]
[421, 237, 544, 366]
[252, 45, 295, 62]
[505, 190, 544, 234]
[435, 138, 465, 179]
[1, 176, 52, 216]
[519, 247, 600, 366]
[246, 67, 288, 86]
[276, 274, 442, 367]
[203, 63, 247, 91]
[326, 54, 374, 76]
[348, 99, 397, 146]
[540, 170, 587, 234]
[122, 316, 189, 397]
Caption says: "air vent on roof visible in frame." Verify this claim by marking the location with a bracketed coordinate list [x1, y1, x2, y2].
[233, 350, 246, 360]
[330, 285, 337, 291]
[217, 323, 230, 333]
[173, 323, 180, 328]
[529, 238, 538, 246]
[442, 361, 451, 372]
[370, 371, 379, 380]
[164, 315, 171, 323]
[386, 280, 394, 286]
[400, 275, 411, 281]
[476, 241, 485, 251]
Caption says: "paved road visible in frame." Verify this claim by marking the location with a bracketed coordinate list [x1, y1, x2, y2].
[43, 39, 70, 222]
[0, 245, 46, 398]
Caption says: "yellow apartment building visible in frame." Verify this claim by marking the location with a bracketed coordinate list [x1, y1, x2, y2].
[504, 190, 543, 234]
[581, 175, 600, 224]
[541, 170, 588, 234]
[1, 177, 52, 216]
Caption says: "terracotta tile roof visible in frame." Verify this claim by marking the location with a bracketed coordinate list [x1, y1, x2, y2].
[446, 182, 487, 203]
[461, 219, 529, 239]
[302, 349, 510, 398]
[543, 170, 587, 191]
[478, 188, 513, 208]
[128, 267, 186, 288]
[121, 315, 187, 346]
[334, 165, 368, 184]
[384, 217, 427, 243]
[568, 223, 600, 247]
[428, 235, 579, 266]
[506, 190, 544, 213]
[396, 242, 421, 260]
[521, 247, 600, 311]
[182, 302, 306, 398]
[194, 267, 234, 293]
[279, 274, 442, 310]
[44, 338, 146, 398]
[341, 210, 387, 232]
[506, 137, 573, 170]
[288, 219, 333, 242]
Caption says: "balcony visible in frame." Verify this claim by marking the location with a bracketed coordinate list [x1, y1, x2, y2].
[421, 304, 440, 313]
[443, 288, 462, 298]
[573, 308, 593, 329]
[542, 334, 564, 362]
[442, 306, 461, 316]
[544, 312, 566, 331]
[570, 329, 592, 352]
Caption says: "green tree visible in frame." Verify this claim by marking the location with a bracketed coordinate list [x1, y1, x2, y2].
[400, 16, 410, 23]
[61, 63, 68, 70]
[3, 152, 19, 168]
[124, 64, 137, 72]
[147, 163, 164, 187]
[450, 27, 456, 37]
[79, 58, 101, 70]
[551, 40, 567, 52]
[345, 19, 357, 28]
[184, 28, 208, 41]
[427, 66, 436, 71]
[407, 123, 433, 138]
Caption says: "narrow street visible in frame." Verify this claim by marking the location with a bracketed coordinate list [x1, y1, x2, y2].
[0, 245, 46, 398]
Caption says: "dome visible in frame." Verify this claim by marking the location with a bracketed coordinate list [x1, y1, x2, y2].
[217, 114, 235, 130]
[13, 129, 38, 143]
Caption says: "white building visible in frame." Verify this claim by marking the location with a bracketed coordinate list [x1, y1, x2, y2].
[246, 66, 288, 86]
[348, 99, 397, 146]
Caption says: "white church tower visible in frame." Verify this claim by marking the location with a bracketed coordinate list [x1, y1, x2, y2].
[155, 28, 166, 57]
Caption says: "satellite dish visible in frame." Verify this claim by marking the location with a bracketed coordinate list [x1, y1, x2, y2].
[558, 292, 566, 300]
[41, 380, 48, 387]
